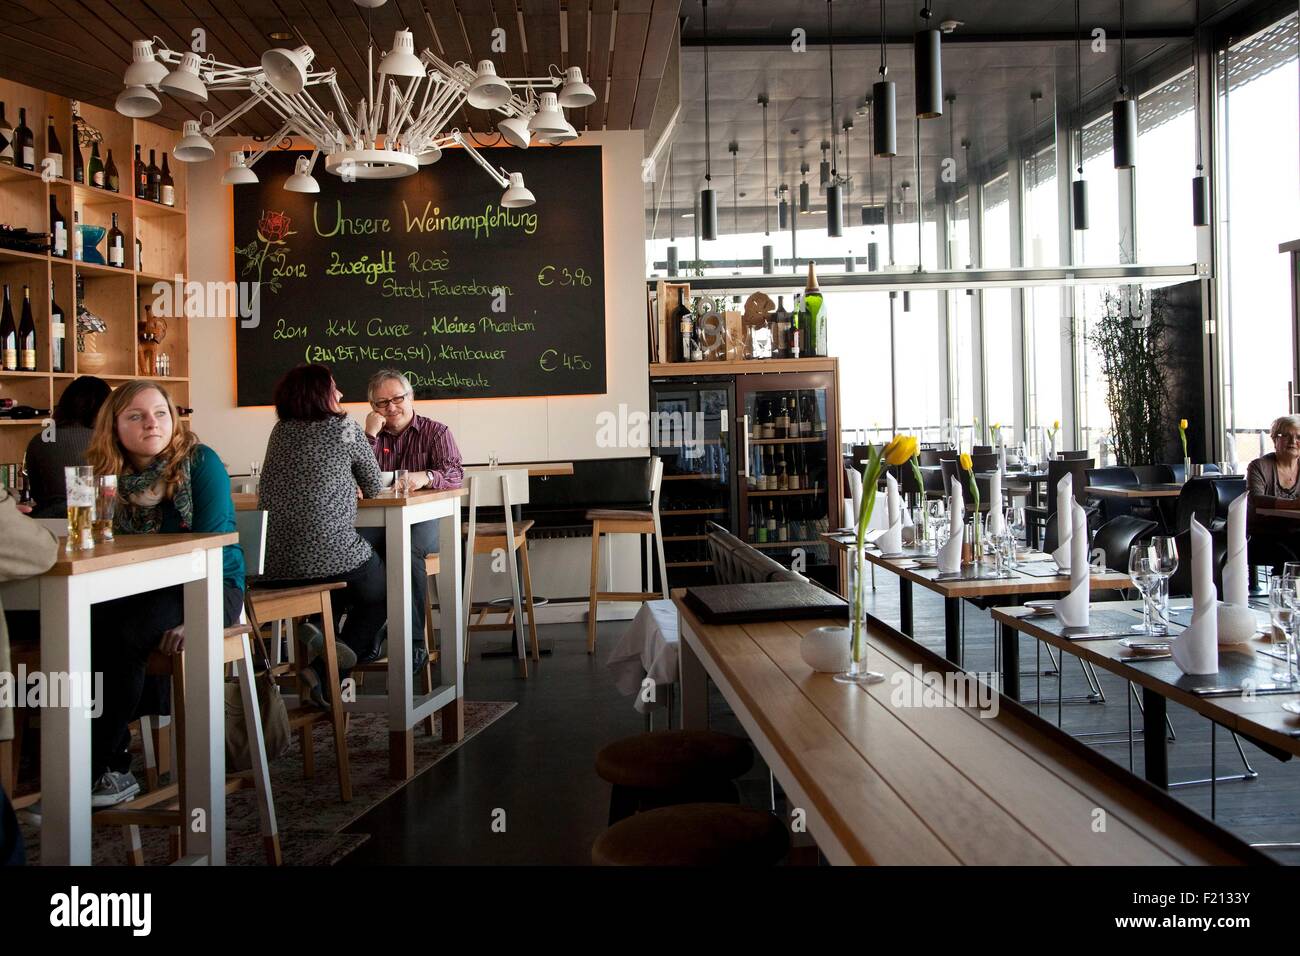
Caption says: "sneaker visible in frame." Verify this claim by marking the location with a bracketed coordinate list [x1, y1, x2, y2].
[90, 770, 141, 808]
[301, 621, 357, 671]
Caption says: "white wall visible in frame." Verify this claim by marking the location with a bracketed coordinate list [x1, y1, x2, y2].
[186, 131, 650, 609]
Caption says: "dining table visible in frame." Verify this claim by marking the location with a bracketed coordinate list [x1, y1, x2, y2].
[820, 532, 1131, 668]
[0, 531, 236, 865]
[235, 487, 467, 779]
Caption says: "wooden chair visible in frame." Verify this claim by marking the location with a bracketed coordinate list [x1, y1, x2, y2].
[587, 457, 668, 655]
[1, 640, 39, 809]
[462, 467, 540, 676]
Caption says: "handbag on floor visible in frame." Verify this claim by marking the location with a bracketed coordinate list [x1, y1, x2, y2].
[225, 628, 291, 772]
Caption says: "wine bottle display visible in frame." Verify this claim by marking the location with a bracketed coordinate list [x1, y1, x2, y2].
[49, 194, 67, 257]
[108, 212, 124, 267]
[147, 149, 161, 203]
[803, 262, 824, 358]
[45, 114, 63, 179]
[88, 141, 104, 187]
[50, 281, 65, 373]
[18, 286, 35, 371]
[15, 108, 34, 170]
[105, 148, 119, 192]
[0, 102, 12, 166]
[134, 145, 146, 199]
[0, 285, 16, 370]
[160, 154, 174, 206]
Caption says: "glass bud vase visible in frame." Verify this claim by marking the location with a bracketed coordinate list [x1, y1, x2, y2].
[835, 545, 885, 685]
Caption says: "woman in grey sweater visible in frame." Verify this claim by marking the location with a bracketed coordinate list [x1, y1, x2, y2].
[24, 376, 110, 517]
[258, 364, 387, 665]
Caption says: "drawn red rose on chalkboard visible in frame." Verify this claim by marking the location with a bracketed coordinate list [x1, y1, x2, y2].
[237, 209, 298, 296]
[257, 210, 293, 243]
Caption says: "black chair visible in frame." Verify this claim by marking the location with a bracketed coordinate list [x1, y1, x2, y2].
[1174, 476, 1246, 534]
[919, 448, 946, 466]
[1085, 466, 1140, 521]
[1248, 531, 1300, 579]
[1132, 464, 1164, 484]
[939, 459, 992, 513]
[970, 452, 999, 473]
[1092, 515, 1160, 574]
[1158, 462, 1221, 484]
[1025, 458, 1096, 548]
[1059, 450, 1091, 460]
[973, 444, 993, 456]
[937, 449, 959, 461]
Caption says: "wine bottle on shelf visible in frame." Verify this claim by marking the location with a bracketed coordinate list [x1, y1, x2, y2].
[147, 149, 161, 203]
[755, 502, 767, 543]
[45, 114, 63, 179]
[134, 145, 147, 199]
[777, 445, 789, 491]
[105, 149, 119, 192]
[108, 212, 124, 268]
[160, 154, 174, 206]
[0, 102, 12, 166]
[814, 395, 827, 435]
[18, 286, 35, 371]
[0, 285, 16, 370]
[49, 194, 67, 258]
[748, 504, 758, 542]
[761, 399, 775, 439]
[790, 292, 802, 359]
[772, 295, 790, 358]
[72, 209, 82, 261]
[776, 397, 790, 439]
[72, 132, 84, 184]
[135, 220, 143, 271]
[788, 443, 802, 491]
[778, 500, 789, 542]
[15, 108, 34, 170]
[88, 141, 104, 188]
[765, 446, 777, 490]
[804, 262, 824, 358]
[50, 281, 65, 373]
[765, 500, 777, 541]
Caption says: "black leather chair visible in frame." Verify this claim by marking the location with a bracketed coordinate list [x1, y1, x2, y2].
[919, 448, 947, 466]
[937, 449, 959, 462]
[1060, 450, 1091, 460]
[706, 522, 805, 585]
[939, 459, 992, 513]
[1092, 515, 1160, 575]
[1174, 476, 1246, 534]
[1157, 462, 1221, 484]
[973, 445, 993, 456]
[1166, 527, 1228, 598]
[1025, 457, 1096, 548]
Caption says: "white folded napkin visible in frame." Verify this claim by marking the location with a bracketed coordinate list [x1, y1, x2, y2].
[1051, 472, 1073, 571]
[987, 470, 1005, 536]
[1048, 432, 1057, 460]
[1171, 518, 1219, 675]
[878, 472, 904, 553]
[938, 478, 965, 574]
[998, 440, 1008, 476]
[1222, 491, 1248, 607]
[1053, 502, 1090, 628]
[1225, 430, 1240, 472]
[846, 468, 863, 529]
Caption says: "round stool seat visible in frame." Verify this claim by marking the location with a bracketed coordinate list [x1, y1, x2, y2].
[592, 803, 789, 866]
[595, 730, 752, 790]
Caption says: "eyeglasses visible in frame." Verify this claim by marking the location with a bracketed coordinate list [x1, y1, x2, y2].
[372, 392, 410, 411]
[1275, 433, 1300, 444]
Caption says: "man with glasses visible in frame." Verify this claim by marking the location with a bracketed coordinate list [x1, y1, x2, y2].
[362, 369, 464, 670]
[1246, 414, 1300, 575]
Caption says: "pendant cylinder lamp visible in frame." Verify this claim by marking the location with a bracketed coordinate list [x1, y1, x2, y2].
[700, 0, 716, 240]
[845, 253, 857, 271]
[799, 178, 810, 213]
[763, 245, 774, 273]
[874, 1, 897, 156]
[700, 187, 717, 241]
[867, 241, 880, 271]
[1112, 98, 1137, 169]
[1072, 179, 1089, 230]
[827, 182, 843, 237]
[913, 27, 943, 118]
[1192, 173, 1209, 226]
[667, 246, 679, 276]
[778, 196, 789, 229]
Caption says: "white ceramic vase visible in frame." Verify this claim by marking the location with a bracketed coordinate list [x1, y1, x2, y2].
[801, 625, 851, 673]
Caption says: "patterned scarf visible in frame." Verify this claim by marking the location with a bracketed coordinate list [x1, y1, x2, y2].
[115, 453, 194, 534]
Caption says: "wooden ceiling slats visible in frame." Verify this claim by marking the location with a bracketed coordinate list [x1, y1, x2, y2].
[605, 5, 649, 129]
[564, 0, 590, 129]
[490, 0, 528, 82]
[630, 0, 676, 130]
[586, 0, 614, 130]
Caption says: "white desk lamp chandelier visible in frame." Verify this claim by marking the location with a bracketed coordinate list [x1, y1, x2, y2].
[114, 18, 594, 207]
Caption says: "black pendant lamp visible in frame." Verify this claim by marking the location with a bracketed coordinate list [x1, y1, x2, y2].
[1191, 0, 1210, 226]
[778, 185, 789, 229]
[1112, 0, 1136, 169]
[799, 163, 811, 213]
[666, 144, 679, 275]
[1071, 0, 1089, 230]
[913, 1, 942, 119]
[825, 0, 843, 237]
[759, 94, 775, 271]
[819, 141, 831, 190]
[729, 141, 740, 262]
[700, 0, 717, 240]
[864, 102, 881, 268]
[873, 0, 897, 157]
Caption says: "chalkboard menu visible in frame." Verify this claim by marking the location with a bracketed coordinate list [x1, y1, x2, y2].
[231, 145, 606, 406]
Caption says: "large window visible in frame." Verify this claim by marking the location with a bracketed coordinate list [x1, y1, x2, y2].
[1023, 145, 1059, 267]
[1025, 287, 1065, 446]
[982, 289, 1016, 439]
[894, 291, 943, 439]
[827, 291, 893, 439]
[981, 173, 1011, 268]
[1078, 117, 1122, 265]
[1136, 64, 1197, 265]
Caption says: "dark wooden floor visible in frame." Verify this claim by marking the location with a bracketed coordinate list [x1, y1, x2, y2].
[338, 577, 1300, 865]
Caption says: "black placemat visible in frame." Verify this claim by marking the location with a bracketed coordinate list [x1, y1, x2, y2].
[1121, 650, 1278, 694]
[683, 582, 849, 625]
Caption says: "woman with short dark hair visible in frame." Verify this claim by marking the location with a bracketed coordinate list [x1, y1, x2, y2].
[23, 375, 111, 517]
[258, 365, 387, 693]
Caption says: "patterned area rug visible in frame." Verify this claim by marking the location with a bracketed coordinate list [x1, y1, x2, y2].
[18, 700, 516, 866]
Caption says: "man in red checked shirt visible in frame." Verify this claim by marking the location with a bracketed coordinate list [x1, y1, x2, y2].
[361, 369, 464, 671]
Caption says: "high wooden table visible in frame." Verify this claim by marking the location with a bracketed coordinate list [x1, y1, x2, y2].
[1257, 507, 1300, 521]
[820, 533, 1130, 667]
[675, 594, 1264, 864]
[236, 488, 467, 779]
[1086, 483, 1184, 499]
[0, 532, 236, 865]
[992, 601, 1300, 790]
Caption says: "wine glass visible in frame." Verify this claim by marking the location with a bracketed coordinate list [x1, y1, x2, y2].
[1283, 562, 1300, 592]
[1148, 536, 1179, 635]
[1128, 546, 1159, 636]
[1269, 576, 1298, 684]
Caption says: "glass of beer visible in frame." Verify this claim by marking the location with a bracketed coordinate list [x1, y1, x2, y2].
[64, 466, 96, 553]
[94, 475, 117, 542]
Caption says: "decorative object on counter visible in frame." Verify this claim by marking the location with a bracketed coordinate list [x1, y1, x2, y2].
[137, 305, 168, 376]
[77, 222, 106, 265]
[800, 624, 852, 673]
[1047, 419, 1060, 460]
[742, 291, 775, 359]
[802, 262, 826, 357]
[76, 301, 108, 374]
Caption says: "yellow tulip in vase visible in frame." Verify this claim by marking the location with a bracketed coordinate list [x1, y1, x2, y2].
[835, 435, 917, 684]
[960, 451, 981, 566]
[1179, 417, 1190, 475]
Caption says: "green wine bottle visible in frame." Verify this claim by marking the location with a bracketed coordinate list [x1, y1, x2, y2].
[803, 261, 824, 358]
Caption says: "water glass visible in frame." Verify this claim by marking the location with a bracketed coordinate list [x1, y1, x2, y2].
[1283, 562, 1300, 592]
[1128, 545, 1159, 636]
[393, 468, 410, 496]
[1269, 576, 1298, 683]
[250, 460, 261, 478]
[93, 475, 117, 542]
[63, 465, 95, 553]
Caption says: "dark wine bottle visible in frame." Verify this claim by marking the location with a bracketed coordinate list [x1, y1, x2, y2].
[46, 114, 63, 179]
[15, 108, 34, 170]
[147, 149, 161, 203]
[160, 154, 174, 206]
[50, 280, 65, 373]
[88, 141, 104, 188]
[0, 102, 12, 166]
[71, 102, 84, 183]
[49, 193, 67, 258]
[105, 148, 119, 192]
[133, 144, 146, 199]
[18, 285, 35, 371]
[0, 285, 15, 370]
[108, 212, 124, 268]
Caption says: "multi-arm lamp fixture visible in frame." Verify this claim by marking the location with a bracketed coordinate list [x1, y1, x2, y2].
[114, 12, 593, 206]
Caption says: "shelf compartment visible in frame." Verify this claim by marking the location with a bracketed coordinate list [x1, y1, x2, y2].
[748, 436, 827, 445]
[745, 488, 825, 497]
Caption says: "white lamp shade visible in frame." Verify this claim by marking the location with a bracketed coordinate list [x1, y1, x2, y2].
[352, 0, 388, 7]
[262, 45, 315, 95]
[416, 145, 442, 165]
[536, 115, 577, 143]
[173, 120, 214, 162]
[467, 60, 511, 109]
[501, 171, 534, 208]
[221, 151, 258, 185]
[160, 51, 208, 103]
[379, 29, 425, 77]
[285, 156, 319, 193]
[498, 115, 531, 149]
[116, 85, 161, 118]
[558, 66, 596, 108]
[124, 40, 169, 88]
[527, 92, 566, 133]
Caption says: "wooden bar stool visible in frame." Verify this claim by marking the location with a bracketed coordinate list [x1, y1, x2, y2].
[592, 803, 790, 866]
[462, 467, 540, 677]
[595, 729, 753, 823]
[587, 456, 667, 654]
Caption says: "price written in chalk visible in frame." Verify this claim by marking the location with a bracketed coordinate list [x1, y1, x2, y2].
[537, 265, 592, 288]
[539, 349, 592, 372]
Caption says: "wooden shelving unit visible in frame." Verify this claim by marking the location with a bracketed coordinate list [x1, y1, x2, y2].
[0, 78, 189, 467]
[649, 357, 838, 377]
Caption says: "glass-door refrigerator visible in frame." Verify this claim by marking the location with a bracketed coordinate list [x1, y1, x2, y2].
[648, 378, 738, 589]
[736, 371, 841, 588]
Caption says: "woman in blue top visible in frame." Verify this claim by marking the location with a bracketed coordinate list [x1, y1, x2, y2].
[86, 381, 244, 807]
